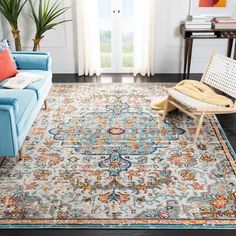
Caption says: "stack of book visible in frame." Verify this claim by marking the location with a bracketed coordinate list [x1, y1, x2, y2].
[191, 32, 217, 38]
[212, 17, 236, 29]
[185, 15, 212, 30]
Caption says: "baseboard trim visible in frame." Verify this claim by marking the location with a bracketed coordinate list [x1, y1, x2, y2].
[52, 73, 203, 83]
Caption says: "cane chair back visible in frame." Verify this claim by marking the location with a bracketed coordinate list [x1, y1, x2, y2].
[201, 53, 236, 99]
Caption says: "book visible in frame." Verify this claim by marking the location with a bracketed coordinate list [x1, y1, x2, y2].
[213, 25, 236, 29]
[190, 35, 217, 38]
[212, 17, 236, 29]
[191, 32, 216, 38]
[2, 72, 43, 89]
[185, 20, 212, 30]
[212, 21, 236, 29]
[185, 24, 212, 29]
[192, 32, 215, 36]
[185, 20, 211, 25]
[214, 17, 236, 23]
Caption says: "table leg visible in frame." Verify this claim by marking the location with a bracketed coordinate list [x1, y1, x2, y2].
[187, 39, 193, 80]
[227, 38, 234, 58]
[183, 39, 189, 80]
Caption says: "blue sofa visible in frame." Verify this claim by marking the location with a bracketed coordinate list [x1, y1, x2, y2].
[0, 51, 52, 158]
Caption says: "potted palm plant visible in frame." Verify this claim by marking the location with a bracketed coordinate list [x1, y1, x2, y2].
[29, 0, 70, 51]
[0, 0, 27, 51]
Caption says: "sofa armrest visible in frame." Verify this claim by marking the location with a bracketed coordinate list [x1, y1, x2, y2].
[0, 105, 18, 156]
[12, 51, 52, 71]
[0, 97, 19, 114]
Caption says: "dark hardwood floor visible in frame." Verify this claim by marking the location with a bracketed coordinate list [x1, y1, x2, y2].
[52, 73, 202, 83]
[2, 73, 236, 236]
[2, 229, 236, 236]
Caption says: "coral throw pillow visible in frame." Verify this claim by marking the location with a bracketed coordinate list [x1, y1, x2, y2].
[0, 49, 17, 81]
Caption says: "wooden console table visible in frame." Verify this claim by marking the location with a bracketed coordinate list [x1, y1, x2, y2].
[180, 24, 236, 80]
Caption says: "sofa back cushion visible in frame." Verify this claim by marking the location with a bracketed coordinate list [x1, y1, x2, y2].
[12, 53, 51, 71]
[0, 49, 17, 81]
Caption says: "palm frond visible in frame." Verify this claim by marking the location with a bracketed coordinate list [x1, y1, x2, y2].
[29, 0, 70, 39]
[0, 0, 27, 28]
[40, 20, 71, 35]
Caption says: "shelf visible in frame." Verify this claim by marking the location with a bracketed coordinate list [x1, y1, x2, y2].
[180, 24, 236, 39]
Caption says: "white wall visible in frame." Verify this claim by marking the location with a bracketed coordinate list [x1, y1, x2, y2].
[1, 0, 236, 74]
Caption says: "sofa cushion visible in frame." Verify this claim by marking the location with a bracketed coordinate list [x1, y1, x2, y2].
[20, 70, 52, 100]
[0, 70, 52, 100]
[0, 39, 16, 67]
[0, 49, 17, 81]
[0, 90, 37, 134]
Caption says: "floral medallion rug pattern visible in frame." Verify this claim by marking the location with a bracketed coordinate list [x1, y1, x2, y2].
[0, 83, 236, 229]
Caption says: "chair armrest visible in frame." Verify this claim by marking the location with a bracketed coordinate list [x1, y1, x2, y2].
[12, 51, 52, 71]
[0, 97, 19, 114]
[0, 105, 18, 156]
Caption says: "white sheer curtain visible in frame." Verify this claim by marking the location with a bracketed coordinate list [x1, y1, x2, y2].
[133, 0, 157, 76]
[77, 0, 101, 76]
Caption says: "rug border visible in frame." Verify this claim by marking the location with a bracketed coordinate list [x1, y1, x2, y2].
[1, 223, 236, 230]
[210, 115, 236, 173]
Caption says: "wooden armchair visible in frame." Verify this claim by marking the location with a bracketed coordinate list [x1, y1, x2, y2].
[163, 52, 236, 142]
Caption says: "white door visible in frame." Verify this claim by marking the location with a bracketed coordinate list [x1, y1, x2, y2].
[99, 0, 134, 73]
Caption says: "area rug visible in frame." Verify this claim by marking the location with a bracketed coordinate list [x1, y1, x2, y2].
[0, 83, 236, 229]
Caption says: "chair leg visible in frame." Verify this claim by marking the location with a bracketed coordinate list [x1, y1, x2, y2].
[162, 95, 170, 121]
[194, 112, 205, 143]
[18, 147, 24, 161]
[43, 99, 48, 110]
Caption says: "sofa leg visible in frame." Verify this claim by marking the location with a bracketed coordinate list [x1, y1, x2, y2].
[0, 157, 6, 167]
[44, 99, 48, 110]
[18, 148, 24, 161]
